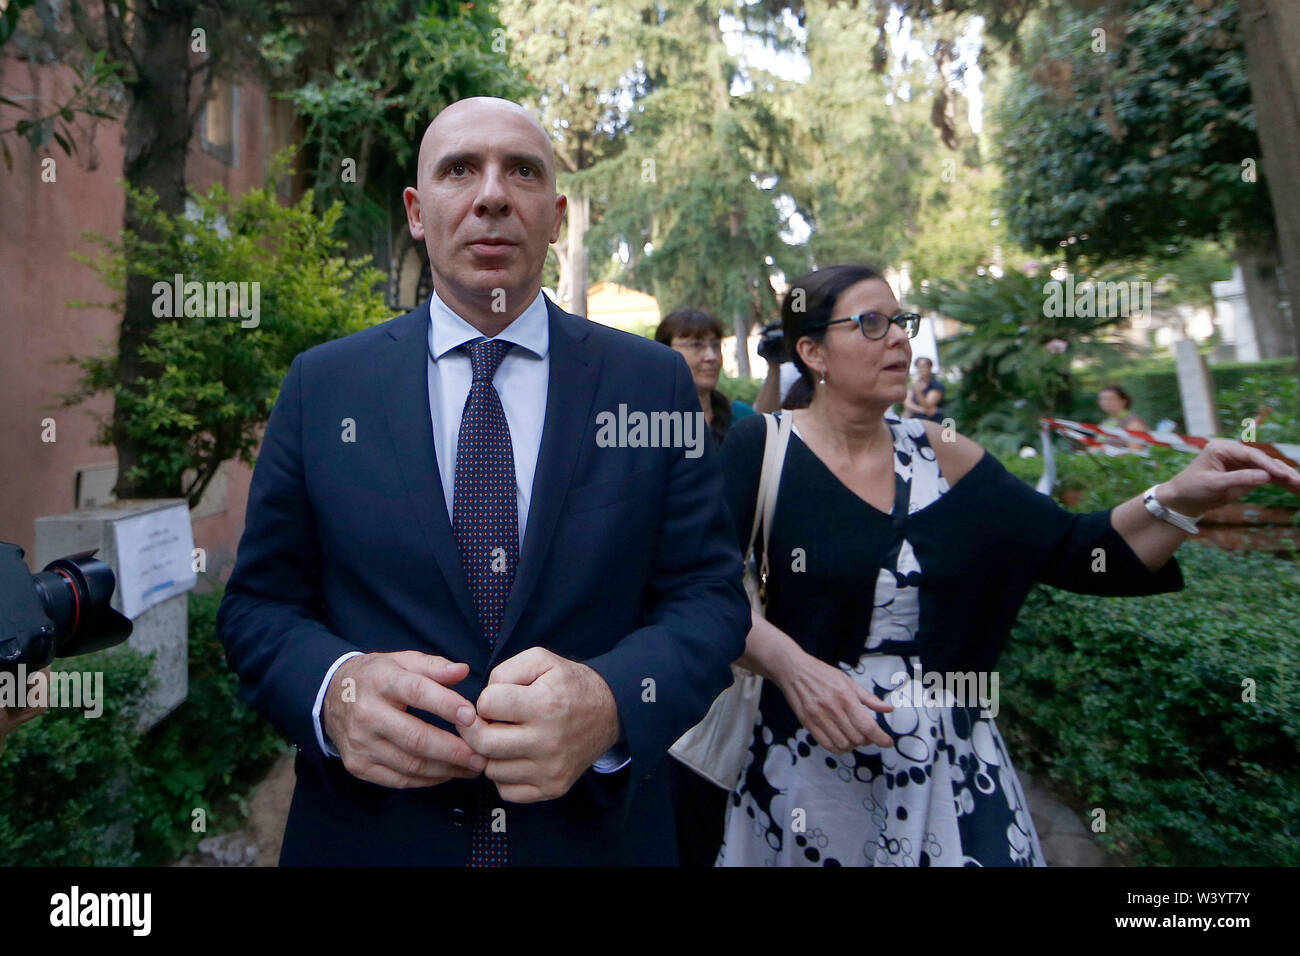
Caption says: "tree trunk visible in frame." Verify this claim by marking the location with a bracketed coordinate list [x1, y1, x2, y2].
[733, 312, 750, 378]
[726, 209, 749, 376]
[1239, 0, 1300, 363]
[1233, 233, 1294, 359]
[563, 191, 590, 316]
[553, 241, 569, 306]
[111, 5, 197, 498]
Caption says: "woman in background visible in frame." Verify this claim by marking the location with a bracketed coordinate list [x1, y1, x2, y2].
[1098, 384, 1149, 452]
[656, 306, 754, 866]
[655, 308, 754, 448]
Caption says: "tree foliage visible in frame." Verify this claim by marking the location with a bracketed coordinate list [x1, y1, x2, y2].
[65, 161, 393, 505]
[996, 0, 1271, 262]
[577, 1, 810, 361]
[265, 0, 526, 254]
[916, 268, 1137, 453]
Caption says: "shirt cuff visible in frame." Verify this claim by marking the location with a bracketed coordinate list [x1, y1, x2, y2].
[592, 740, 631, 774]
[313, 651, 365, 758]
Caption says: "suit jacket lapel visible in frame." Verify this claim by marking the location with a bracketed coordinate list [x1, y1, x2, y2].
[376, 305, 481, 657]
[490, 297, 601, 666]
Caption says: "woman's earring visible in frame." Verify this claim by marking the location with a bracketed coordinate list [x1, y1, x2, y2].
[819, 370, 827, 386]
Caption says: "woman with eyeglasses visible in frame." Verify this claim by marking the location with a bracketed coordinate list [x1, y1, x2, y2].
[714, 264, 1300, 866]
[654, 307, 755, 448]
[654, 306, 756, 867]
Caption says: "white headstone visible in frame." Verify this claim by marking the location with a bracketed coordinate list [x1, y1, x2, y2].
[1173, 338, 1219, 437]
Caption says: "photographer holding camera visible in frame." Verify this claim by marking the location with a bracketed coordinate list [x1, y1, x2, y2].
[0, 541, 133, 756]
[753, 321, 794, 413]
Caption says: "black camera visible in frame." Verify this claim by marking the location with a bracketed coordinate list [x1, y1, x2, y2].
[0, 542, 132, 675]
[756, 322, 786, 362]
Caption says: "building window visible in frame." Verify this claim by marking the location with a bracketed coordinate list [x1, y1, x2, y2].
[201, 80, 239, 166]
[266, 95, 298, 198]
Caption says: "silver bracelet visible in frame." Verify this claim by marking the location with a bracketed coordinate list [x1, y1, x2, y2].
[1142, 484, 1200, 534]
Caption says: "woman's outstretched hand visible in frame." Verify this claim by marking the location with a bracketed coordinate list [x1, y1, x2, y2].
[1158, 439, 1300, 518]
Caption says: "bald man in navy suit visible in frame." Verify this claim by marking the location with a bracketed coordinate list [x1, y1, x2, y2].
[217, 97, 749, 865]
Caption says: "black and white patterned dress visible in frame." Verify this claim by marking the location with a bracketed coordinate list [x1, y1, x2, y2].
[715, 417, 1045, 867]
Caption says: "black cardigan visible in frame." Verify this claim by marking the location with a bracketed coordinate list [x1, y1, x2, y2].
[721, 413, 1185, 677]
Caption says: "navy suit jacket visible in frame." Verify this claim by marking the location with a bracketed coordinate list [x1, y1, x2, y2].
[216, 294, 749, 865]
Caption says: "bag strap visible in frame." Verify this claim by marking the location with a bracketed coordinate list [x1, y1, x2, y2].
[744, 414, 777, 561]
[749, 411, 794, 606]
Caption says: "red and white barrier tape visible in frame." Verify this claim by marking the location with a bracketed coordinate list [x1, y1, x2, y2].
[1040, 418, 1300, 466]
[1034, 417, 1300, 496]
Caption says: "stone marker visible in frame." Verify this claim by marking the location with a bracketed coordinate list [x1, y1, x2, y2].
[35, 499, 192, 730]
[1173, 338, 1219, 437]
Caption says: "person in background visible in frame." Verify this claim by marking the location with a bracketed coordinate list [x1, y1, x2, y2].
[902, 356, 945, 422]
[753, 325, 798, 414]
[654, 306, 753, 866]
[655, 308, 755, 448]
[1098, 384, 1148, 452]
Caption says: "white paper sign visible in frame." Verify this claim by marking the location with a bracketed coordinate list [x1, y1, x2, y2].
[112, 504, 197, 619]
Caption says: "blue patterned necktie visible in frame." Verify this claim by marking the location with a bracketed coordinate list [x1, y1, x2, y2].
[452, 338, 517, 867]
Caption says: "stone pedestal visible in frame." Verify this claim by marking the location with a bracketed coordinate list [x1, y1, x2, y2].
[34, 499, 192, 730]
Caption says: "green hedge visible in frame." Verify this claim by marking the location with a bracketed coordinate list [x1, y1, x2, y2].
[1070, 356, 1297, 433]
[0, 647, 153, 864]
[1001, 544, 1300, 865]
[0, 587, 287, 865]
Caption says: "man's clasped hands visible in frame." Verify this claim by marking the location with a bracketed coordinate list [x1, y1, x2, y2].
[321, 648, 622, 802]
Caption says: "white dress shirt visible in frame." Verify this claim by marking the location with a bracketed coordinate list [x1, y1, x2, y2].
[311, 290, 628, 773]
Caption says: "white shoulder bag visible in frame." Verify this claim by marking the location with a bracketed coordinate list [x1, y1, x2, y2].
[668, 410, 794, 790]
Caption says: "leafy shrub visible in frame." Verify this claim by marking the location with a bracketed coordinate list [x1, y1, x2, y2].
[131, 588, 287, 862]
[65, 168, 394, 505]
[0, 648, 153, 865]
[0, 588, 287, 865]
[1070, 356, 1297, 436]
[918, 270, 1136, 456]
[1001, 544, 1300, 865]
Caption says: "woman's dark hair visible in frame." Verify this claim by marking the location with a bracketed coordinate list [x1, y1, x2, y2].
[1100, 384, 1132, 409]
[654, 307, 725, 346]
[655, 306, 733, 444]
[780, 264, 886, 409]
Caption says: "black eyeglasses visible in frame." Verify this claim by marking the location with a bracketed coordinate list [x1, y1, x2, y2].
[806, 311, 922, 340]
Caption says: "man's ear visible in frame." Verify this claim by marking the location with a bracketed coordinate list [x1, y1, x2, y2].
[402, 186, 424, 239]
[550, 193, 568, 244]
